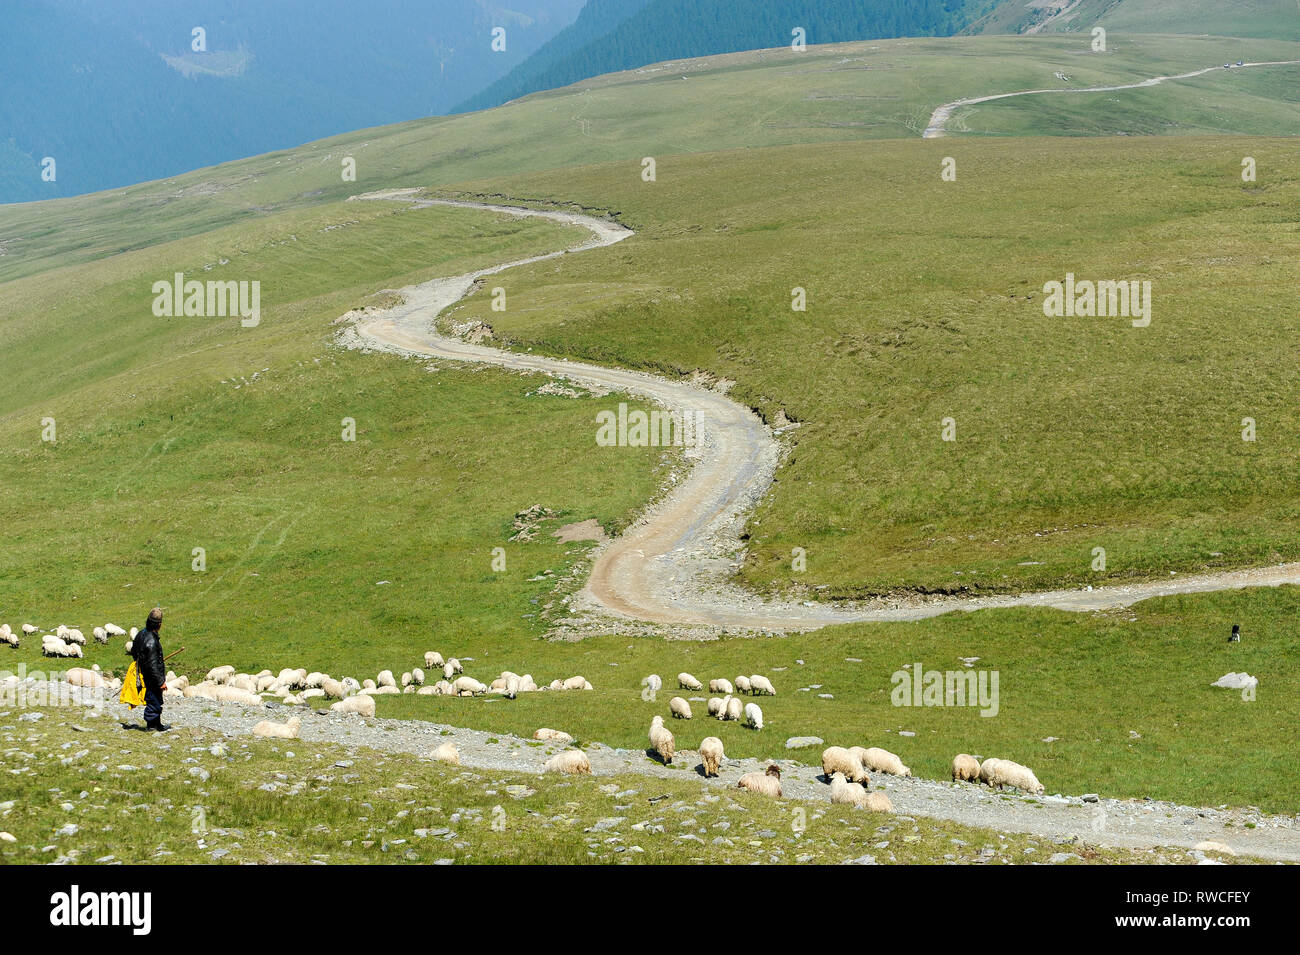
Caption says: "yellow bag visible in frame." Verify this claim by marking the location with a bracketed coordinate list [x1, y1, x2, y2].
[119, 661, 147, 709]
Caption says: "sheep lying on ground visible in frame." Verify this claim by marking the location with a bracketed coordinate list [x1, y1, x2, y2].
[331, 695, 376, 718]
[669, 697, 692, 719]
[214, 685, 262, 706]
[981, 758, 1044, 795]
[252, 716, 301, 739]
[699, 737, 724, 777]
[425, 651, 445, 669]
[951, 754, 981, 783]
[649, 715, 675, 764]
[534, 728, 573, 744]
[563, 675, 591, 691]
[678, 672, 703, 691]
[865, 791, 894, 813]
[544, 750, 591, 775]
[853, 746, 911, 777]
[431, 742, 460, 765]
[742, 702, 763, 730]
[737, 764, 782, 799]
[749, 675, 776, 696]
[709, 678, 733, 695]
[64, 667, 106, 689]
[829, 771, 871, 807]
[206, 665, 235, 685]
[822, 746, 870, 785]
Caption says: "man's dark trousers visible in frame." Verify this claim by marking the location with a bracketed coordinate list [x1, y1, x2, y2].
[144, 686, 163, 726]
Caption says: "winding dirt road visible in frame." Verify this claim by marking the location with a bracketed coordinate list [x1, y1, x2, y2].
[342, 191, 1300, 632]
[923, 59, 1300, 138]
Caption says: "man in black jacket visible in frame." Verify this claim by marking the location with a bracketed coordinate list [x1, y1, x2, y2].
[132, 607, 169, 731]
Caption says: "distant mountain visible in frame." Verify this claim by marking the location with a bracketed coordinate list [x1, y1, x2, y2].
[457, 0, 999, 111]
[0, 0, 585, 203]
[967, 0, 1300, 40]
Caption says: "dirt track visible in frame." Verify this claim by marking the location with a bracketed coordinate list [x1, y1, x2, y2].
[340, 192, 1300, 633]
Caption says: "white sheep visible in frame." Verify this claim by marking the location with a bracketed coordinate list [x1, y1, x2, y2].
[362, 678, 376, 690]
[562, 675, 588, 691]
[92, 627, 107, 644]
[305, 672, 326, 689]
[742, 702, 763, 730]
[709, 678, 734, 695]
[424, 651, 444, 669]
[644, 674, 663, 694]
[853, 746, 911, 777]
[707, 697, 723, 717]
[734, 675, 752, 694]
[213, 685, 262, 705]
[330, 695, 376, 718]
[737, 765, 782, 799]
[534, 728, 573, 744]
[829, 771, 871, 807]
[64, 667, 106, 689]
[452, 676, 487, 696]
[978, 757, 1003, 786]
[865, 791, 894, 813]
[822, 746, 870, 784]
[104, 624, 126, 637]
[668, 696, 693, 719]
[431, 742, 460, 765]
[410, 667, 425, 686]
[42, 635, 69, 658]
[699, 737, 724, 778]
[648, 715, 675, 764]
[544, 749, 591, 775]
[206, 665, 236, 685]
[252, 716, 301, 739]
[22, 624, 38, 636]
[952, 754, 981, 783]
[341, 677, 360, 695]
[749, 674, 776, 696]
[446, 658, 463, 675]
[678, 672, 703, 691]
[377, 670, 397, 689]
[982, 758, 1044, 795]
[61, 628, 86, 646]
[321, 677, 347, 699]
[724, 696, 743, 722]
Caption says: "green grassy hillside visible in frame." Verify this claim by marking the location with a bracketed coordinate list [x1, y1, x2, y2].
[973, 0, 1300, 40]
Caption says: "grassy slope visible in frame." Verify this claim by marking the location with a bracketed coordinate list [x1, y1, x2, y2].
[3, 34, 1298, 283]
[439, 135, 1300, 600]
[973, 0, 1300, 42]
[0, 705, 1186, 865]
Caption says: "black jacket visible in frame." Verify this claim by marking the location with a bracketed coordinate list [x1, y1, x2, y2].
[132, 625, 166, 691]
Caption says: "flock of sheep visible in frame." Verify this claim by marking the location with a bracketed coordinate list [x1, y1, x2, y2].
[2, 621, 131, 657]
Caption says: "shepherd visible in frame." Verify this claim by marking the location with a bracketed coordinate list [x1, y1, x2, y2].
[132, 607, 170, 731]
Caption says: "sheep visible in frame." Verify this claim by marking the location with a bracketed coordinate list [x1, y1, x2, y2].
[331, 695, 376, 718]
[544, 749, 591, 775]
[93, 626, 107, 645]
[534, 728, 573, 744]
[42, 635, 70, 658]
[668, 697, 692, 719]
[363, 678, 377, 691]
[518, 674, 538, 693]
[305, 672, 326, 689]
[678, 672, 703, 691]
[104, 624, 126, 637]
[443, 662, 456, 680]
[709, 678, 734, 695]
[401, 671, 413, 688]
[644, 674, 663, 694]
[981, 758, 1044, 795]
[0, 625, 17, 648]
[699, 737, 724, 778]
[829, 771, 871, 807]
[742, 702, 764, 730]
[452, 676, 487, 696]
[410, 667, 425, 687]
[213, 685, 262, 706]
[978, 757, 1003, 787]
[252, 716, 301, 740]
[951, 754, 981, 783]
[562, 675, 588, 691]
[648, 715, 675, 764]
[822, 746, 870, 785]
[734, 675, 751, 694]
[737, 764, 782, 799]
[22, 624, 38, 636]
[424, 651, 444, 669]
[749, 674, 776, 696]
[707, 697, 724, 717]
[724, 696, 743, 722]
[65, 667, 106, 689]
[500, 673, 521, 699]
[420, 680, 454, 696]
[61, 628, 86, 646]
[206, 665, 236, 685]
[341, 677, 360, 695]
[363, 685, 400, 696]
[228, 673, 258, 693]
[320, 677, 347, 699]
[377, 670, 397, 689]
[431, 742, 460, 765]
[301, 688, 326, 700]
[446, 658, 463, 675]
[865, 791, 894, 813]
[853, 746, 911, 777]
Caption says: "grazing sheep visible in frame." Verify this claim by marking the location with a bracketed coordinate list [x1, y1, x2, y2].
[724, 696, 743, 722]
[206, 665, 236, 685]
[452, 676, 487, 696]
[431, 742, 460, 765]
[377, 670, 397, 689]
[501, 673, 521, 699]
[63, 628, 86, 646]
[321, 677, 347, 700]
[544, 749, 591, 775]
[331, 694, 376, 718]
[699, 737, 724, 778]
[749, 675, 776, 696]
[410, 667, 425, 686]
[853, 746, 911, 777]
[362, 678, 377, 691]
[707, 697, 724, 717]
[92, 627, 107, 644]
[742, 702, 764, 730]
[648, 715, 675, 764]
[668, 697, 693, 719]
[252, 716, 301, 739]
[42, 635, 69, 658]
[644, 674, 663, 693]
[709, 678, 734, 695]
[737, 764, 782, 799]
[951, 754, 981, 783]
[534, 728, 574, 744]
[401, 671, 414, 688]
[305, 672, 326, 689]
[0, 625, 17, 648]
[104, 624, 126, 637]
[518, 674, 538, 693]
[822, 746, 870, 785]
[424, 651, 445, 669]
[562, 675, 588, 691]
[22, 624, 38, 636]
[734, 675, 752, 694]
[678, 672, 703, 691]
[978, 757, 1003, 787]
[829, 771, 871, 807]
[865, 791, 894, 813]
[446, 658, 463, 675]
[982, 758, 1044, 795]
